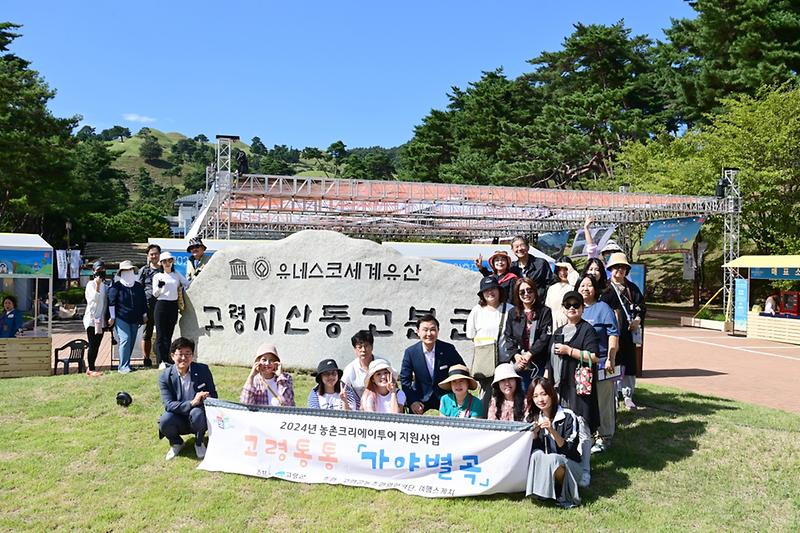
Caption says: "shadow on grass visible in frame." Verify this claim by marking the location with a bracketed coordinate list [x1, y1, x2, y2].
[643, 368, 727, 378]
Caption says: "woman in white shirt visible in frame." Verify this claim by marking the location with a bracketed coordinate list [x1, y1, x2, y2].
[545, 256, 579, 329]
[466, 276, 512, 416]
[152, 252, 190, 368]
[83, 260, 109, 376]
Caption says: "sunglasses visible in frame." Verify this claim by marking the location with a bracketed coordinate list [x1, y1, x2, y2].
[518, 287, 535, 295]
[563, 302, 581, 310]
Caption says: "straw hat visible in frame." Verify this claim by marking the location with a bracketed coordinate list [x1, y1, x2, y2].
[606, 252, 631, 271]
[492, 362, 522, 385]
[438, 364, 478, 391]
[364, 359, 397, 388]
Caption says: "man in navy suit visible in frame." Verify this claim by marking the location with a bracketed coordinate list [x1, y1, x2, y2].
[400, 314, 465, 414]
[158, 337, 218, 461]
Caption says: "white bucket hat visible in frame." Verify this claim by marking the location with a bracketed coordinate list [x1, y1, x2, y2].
[159, 251, 175, 263]
[492, 363, 522, 385]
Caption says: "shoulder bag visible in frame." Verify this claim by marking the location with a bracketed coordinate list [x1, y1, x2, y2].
[471, 308, 506, 380]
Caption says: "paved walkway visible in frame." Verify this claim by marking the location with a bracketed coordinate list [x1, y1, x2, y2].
[641, 325, 800, 414]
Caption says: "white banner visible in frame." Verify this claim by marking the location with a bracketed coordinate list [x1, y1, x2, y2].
[199, 400, 533, 498]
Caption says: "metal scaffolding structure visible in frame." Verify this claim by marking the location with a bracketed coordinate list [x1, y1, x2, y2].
[194, 172, 733, 242]
[721, 167, 742, 321]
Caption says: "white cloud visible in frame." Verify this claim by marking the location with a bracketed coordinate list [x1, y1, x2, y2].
[122, 113, 156, 124]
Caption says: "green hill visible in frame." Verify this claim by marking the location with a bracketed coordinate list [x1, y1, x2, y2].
[106, 129, 252, 194]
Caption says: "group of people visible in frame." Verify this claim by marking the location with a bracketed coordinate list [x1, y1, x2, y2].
[83, 238, 208, 375]
[157, 224, 645, 509]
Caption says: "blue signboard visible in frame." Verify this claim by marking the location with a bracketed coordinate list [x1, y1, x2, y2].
[750, 267, 800, 280]
[639, 217, 705, 255]
[734, 278, 749, 330]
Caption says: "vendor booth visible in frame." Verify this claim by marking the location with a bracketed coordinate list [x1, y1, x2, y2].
[0, 233, 53, 377]
[723, 255, 800, 345]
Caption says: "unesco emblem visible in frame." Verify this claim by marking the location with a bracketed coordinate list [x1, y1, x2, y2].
[253, 257, 271, 279]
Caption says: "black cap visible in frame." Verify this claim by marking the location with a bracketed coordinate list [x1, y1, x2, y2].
[314, 358, 343, 384]
[92, 260, 106, 272]
[562, 290, 584, 307]
[478, 276, 500, 296]
[116, 391, 133, 407]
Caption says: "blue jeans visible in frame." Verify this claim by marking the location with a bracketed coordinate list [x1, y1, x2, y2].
[115, 319, 138, 372]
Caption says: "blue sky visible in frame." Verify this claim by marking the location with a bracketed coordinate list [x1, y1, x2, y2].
[6, 1, 694, 149]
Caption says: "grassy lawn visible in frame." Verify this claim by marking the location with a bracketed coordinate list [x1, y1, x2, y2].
[2, 366, 798, 532]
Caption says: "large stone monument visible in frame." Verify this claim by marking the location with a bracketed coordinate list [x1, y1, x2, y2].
[178, 230, 482, 370]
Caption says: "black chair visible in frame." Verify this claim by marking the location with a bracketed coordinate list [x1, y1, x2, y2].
[54, 339, 89, 375]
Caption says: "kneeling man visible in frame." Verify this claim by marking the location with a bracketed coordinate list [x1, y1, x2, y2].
[158, 337, 217, 460]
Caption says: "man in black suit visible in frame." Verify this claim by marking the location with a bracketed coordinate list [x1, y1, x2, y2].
[400, 314, 465, 414]
[158, 337, 218, 461]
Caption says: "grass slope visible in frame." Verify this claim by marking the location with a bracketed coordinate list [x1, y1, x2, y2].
[1, 367, 798, 531]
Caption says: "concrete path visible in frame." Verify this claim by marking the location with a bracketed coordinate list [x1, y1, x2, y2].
[641, 325, 800, 414]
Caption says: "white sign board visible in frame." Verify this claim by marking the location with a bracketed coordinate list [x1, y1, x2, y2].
[199, 400, 532, 498]
[179, 230, 482, 370]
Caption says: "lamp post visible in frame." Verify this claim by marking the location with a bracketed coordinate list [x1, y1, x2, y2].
[65, 220, 72, 286]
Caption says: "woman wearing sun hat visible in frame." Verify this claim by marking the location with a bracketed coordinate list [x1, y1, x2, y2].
[307, 358, 358, 411]
[600, 252, 646, 410]
[240, 343, 295, 406]
[107, 260, 147, 373]
[152, 251, 190, 368]
[438, 364, 483, 419]
[487, 363, 526, 421]
[361, 359, 405, 413]
[475, 250, 519, 304]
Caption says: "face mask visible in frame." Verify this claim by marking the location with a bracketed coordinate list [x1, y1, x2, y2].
[120, 270, 136, 287]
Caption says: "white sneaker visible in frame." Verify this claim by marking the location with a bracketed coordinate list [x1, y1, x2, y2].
[195, 442, 207, 460]
[165, 443, 184, 461]
[578, 472, 591, 488]
[158, 362, 167, 370]
[591, 441, 607, 454]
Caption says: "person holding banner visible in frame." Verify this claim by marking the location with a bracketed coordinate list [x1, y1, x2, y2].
[240, 343, 295, 407]
[466, 276, 511, 416]
[400, 314, 465, 415]
[576, 275, 619, 454]
[525, 377, 582, 509]
[487, 363, 526, 421]
[601, 253, 646, 411]
[437, 365, 482, 418]
[546, 290, 599, 488]
[158, 337, 218, 461]
[361, 359, 405, 414]
[308, 358, 359, 411]
[500, 278, 553, 390]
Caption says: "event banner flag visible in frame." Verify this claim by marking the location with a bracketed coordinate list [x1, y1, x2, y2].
[199, 399, 533, 498]
[639, 217, 705, 255]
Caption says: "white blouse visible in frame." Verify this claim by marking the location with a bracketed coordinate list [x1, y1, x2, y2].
[152, 271, 190, 301]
